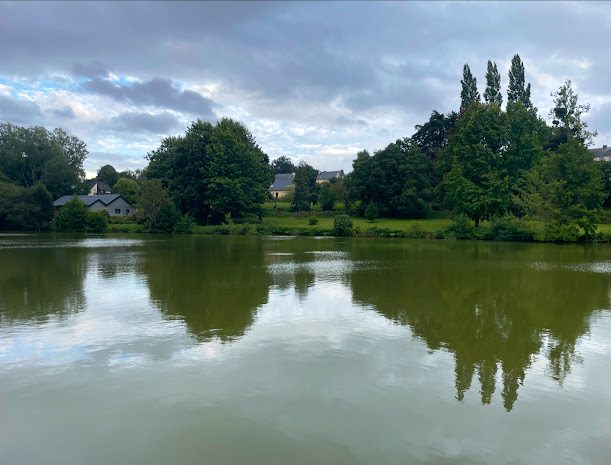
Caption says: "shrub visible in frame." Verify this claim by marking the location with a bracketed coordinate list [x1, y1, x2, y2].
[54, 197, 88, 232]
[364, 203, 378, 222]
[486, 215, 535, 241]
[333, 214, 353, 237]
[543, 220, 580, 242]
[174, 214, 194, 234]
[86, 211, 108, 233]
[443, 214, 477, 239]
[308, 217, 319, 225]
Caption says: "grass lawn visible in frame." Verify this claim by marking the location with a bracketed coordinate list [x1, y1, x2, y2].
[260, 216, 451, 233]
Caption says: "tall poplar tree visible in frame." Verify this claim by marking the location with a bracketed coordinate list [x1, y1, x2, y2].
[484, 60, 502, 106]
[460, 64, 480, 111]
[507, 54, 532, 108]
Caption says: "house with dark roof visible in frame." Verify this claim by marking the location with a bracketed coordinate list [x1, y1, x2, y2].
[590, 145, 611, 162]
[269, 173, 295, 199]
[89, 181, 112, 195]
[316, 170, 345, 184]
[53, 194, 134, 216]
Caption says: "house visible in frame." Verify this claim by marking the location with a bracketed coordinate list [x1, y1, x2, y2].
[89, 181, 113, 195]
[53, 194, 134, 216]
[269, 173, 295, 199]
[316, 170, 345, 184]
[590, 145, 611, 162]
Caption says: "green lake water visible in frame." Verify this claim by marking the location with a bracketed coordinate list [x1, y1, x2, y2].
[1, 235, 610, 465]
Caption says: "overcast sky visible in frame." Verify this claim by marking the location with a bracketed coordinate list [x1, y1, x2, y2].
[1, 1, 610, 176]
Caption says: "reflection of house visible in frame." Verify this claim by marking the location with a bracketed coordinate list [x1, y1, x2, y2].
[53, 194, 133, 216]
[88, 181, 113, 195]
[269, 173, 294, 199]
[316, 170, 344, 184]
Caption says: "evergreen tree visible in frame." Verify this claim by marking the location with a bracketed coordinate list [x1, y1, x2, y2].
[460, 64, 480, 111]
[484, 60, 503, 106]
[507, 54, 532, 108]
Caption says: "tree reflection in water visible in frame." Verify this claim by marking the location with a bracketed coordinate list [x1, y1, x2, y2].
[349, 241, 609, 411]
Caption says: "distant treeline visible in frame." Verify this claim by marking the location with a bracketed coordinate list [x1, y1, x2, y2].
[0, 53, 608, 240]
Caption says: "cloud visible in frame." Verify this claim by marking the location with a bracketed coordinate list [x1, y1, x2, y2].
[104, 111, 182, 134]
[47, 106, 76, 119]
[0, 95, 43, 125]
[82, 77, 218, 118]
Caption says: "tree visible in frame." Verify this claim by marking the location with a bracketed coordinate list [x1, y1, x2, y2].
[549, 80, 597, 148]
[291, 162, 318, 216]
[412, 111, 458, 161]
[144, 119, 272, 224]
[113, 178, 140, 205]
[507, 54, 532, 108]
[364, 202, 378, 222]
[0, 182, 53, 231]
[484, 60, 502, 106]
[0, 123, 86, 196]
[97, 164, 119, 187]
[271, 155, 296, 174]
[461, 64, 480, 111]
[443, 104, 510, 225]
[137, 179, 171, 231]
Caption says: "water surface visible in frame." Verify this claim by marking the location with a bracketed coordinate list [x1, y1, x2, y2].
[1, 235, 610, 465]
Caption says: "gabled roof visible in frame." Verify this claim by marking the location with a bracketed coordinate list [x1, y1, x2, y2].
[269, 173, 294, 190]
[316, 170, 344, 181]
[92, 181, 112, 192]
[590, 146, 611, 159]
[53, 194, 125, 207]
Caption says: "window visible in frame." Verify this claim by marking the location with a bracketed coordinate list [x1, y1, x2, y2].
[125, 209, 130, 215]
[114, 209, 121, 215]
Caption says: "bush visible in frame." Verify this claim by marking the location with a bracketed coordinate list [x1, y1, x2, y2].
[86, 211, 108, 233]
[333, 214, 353, 237]
[308, 217, 319, 225]
[54, 197, 88, 232]
[486, 215, 535, 241]
[443, 214, 477, 239]
[364, 203, 378, 222]
[174, 214, 194, 234]
[543, 220, 580, 242]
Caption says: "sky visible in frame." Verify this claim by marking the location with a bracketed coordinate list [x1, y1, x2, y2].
[1, 1, 611, 177]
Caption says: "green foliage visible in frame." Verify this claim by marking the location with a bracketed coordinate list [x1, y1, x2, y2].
[484, 60, 502, 106]
[144, 119, 271, 224]
[347, 139, 432, 218]
[442, 104, 510, 225]
[86, 210, 109, 233]
[113, 177, 140, 205]
[137, 179, 171, 231]
[308, 217, 318, 225]
[507, 54, 532, 108]
[364, 202, 378, 222]
[486, 215, 536, 241]
[291, 162, 318, 214]
[333, 214, 354, 237]
[271, 155, 296, 174]
[97, 164, 118, 187]
[549, 80, 596, 148]
[0, 182, 53, 231]
[0, 123, 86, 198]
[54, 197, 88, 232]
[460, 64, 480, 110]
[443, 214, 477, 239]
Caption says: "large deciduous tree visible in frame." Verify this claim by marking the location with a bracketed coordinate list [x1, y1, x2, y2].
[97, 164, 119, 187]
[144, 118, 272, 224]
[549, 79, 596, 149]
[271, 155, 296, 174]
[291, 162, 318, 216]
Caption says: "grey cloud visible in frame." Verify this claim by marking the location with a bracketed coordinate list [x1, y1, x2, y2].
[83, 77, 217, 118]
[47, 106, 76, 119]
[105, 111, 182, 134]
[72, 62, 109, 78]
[86, 151, 146, 173]
[0, 95, 43, 125]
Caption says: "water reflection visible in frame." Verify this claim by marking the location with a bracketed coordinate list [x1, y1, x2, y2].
[139, 237, 272, 342]
[0, 246, 87, 324]
[349, 241, 610, 411]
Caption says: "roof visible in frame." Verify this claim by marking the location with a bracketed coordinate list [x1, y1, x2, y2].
[590, 146, 611, 159]
[269, 173, 294, 190]
[316, 170, 344, 181]
[53, 194, 126, 207]
[92, 181, 112, 192]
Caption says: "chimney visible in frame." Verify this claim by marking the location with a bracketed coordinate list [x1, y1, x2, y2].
[604, 145, 608, 149]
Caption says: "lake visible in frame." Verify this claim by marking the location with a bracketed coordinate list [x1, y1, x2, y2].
[1, 235, 610, 465]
